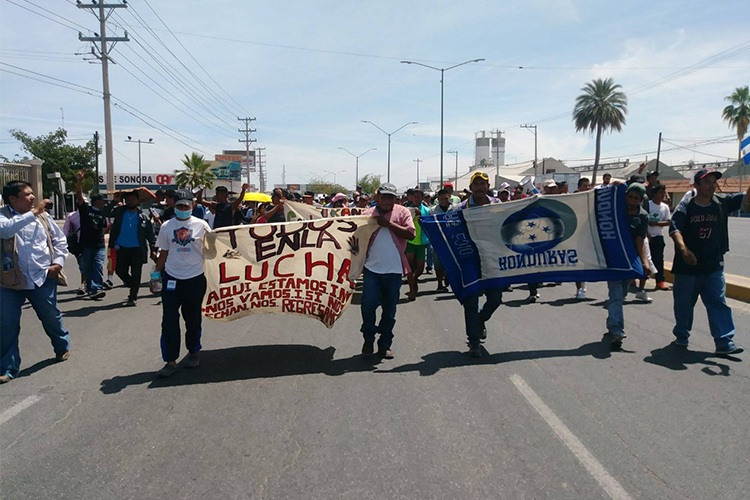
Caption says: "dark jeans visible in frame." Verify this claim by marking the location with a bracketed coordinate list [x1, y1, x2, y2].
[116, 247, 144, 300]
[673, 270, 735, 349]
[80, 246, 105, 292]
[463, 288, 503, 346]
[650, 235, 665, 282]
[1, 276, 71, 378]
[360, 268, 401, 350]
[160, 273, 207, 363]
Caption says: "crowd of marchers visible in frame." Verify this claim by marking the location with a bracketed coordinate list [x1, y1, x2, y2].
[1, 166, 748, 383]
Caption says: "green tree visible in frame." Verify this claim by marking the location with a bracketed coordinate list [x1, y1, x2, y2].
[572, 77, 628, 185]
[307, 177, 348, 195]
[175, 152, 215, 189]
[9, 128, 98, 196]
[357, 173, 381, 195]
[722, 85, 750, 161]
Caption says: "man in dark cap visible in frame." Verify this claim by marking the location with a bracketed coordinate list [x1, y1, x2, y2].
[197, 184, 248, 229]
[669, 168, 750, 355]
[75, 170, 107, 299]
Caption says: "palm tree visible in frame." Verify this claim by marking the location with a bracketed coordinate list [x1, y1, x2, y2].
[573, 78, 628, 185]
[722, 86, 750, 161]
[175, 152, 215, 189]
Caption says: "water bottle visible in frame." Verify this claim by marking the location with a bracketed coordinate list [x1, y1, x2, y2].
[2, 253, 13, 272]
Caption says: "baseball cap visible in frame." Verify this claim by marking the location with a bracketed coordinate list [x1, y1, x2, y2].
[173, 190, 193, 206]
[331, 193, 347, 203]
[443, 182, 454, 188]
[693, 167, 722, 183]
[647, 171, 659, 178]
[543, 179, 557, 188]
[377, 183, 398, 196]
[628, 174, 646, 185]
[470, 171, 490, 184]
[91, 194, 105, 202]
[626, 183, 647, 197]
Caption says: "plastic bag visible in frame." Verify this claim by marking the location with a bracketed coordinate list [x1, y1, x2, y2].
[149, 265, 162, 295]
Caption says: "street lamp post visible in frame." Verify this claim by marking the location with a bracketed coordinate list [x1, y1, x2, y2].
[324, 169, 346, 185]
[361, 120, 417, 183]
[338, 147, 377, 189]
[125, 136, 154, 186]
[401, 58, 484, 184]
[521, 124, 538, 176]
[447, 150, 458, 184]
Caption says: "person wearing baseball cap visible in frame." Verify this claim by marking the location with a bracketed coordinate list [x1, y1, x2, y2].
[75, 170, 108, 299]
[542, 178, 558, 195]
[154, 190, 213, 377]
[196, 183, 249, 229]
[668, 167, 750, 355]
[443, 182, 461, 205]
[457, 171, 502, 358]
[360, 183, 416, 360]
[605, 183, 652, 351]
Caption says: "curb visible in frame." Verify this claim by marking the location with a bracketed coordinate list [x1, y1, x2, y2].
[663, 261, 750, 304]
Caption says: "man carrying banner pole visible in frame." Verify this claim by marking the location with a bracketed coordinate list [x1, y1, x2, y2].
[360, 183, 415, 359]
[606, 183, 651, 350]
[458, 171, 502, 358]
[154, 190, 212, 377]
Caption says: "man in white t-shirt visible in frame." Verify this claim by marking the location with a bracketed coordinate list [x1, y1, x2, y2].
[154, 190, 212, 378]
[648, 184, 671, 290]
[361, 183, 415, 359]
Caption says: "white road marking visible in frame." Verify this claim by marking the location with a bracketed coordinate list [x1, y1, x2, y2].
[510, 374, 633, 500]
[0, 395, 41, 426]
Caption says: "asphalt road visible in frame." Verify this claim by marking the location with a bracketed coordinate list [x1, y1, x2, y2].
[663, 217, 750, 278]
[2, 259, 749, 500]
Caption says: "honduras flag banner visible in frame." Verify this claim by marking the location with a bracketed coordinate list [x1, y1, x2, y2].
[741, 132, 750, 166]
[420, 184, 643, 302]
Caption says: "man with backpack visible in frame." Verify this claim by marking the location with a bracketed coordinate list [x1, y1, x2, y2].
[669, 168, 750, 355]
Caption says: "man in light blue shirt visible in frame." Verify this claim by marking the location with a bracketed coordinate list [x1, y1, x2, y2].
[1, 180, 71, 383]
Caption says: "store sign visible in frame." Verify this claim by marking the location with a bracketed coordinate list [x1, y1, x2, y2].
[98, 174, 176, 185]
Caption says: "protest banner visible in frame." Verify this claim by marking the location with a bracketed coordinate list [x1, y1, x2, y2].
[421, 185, 643, 301]
[284, 200, 366, 221]
[202, 216, 378, 327]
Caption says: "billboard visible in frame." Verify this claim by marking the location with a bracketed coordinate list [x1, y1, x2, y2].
[222, 149, 256, 172]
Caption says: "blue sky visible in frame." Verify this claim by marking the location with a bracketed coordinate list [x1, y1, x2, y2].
[1, 0, 748, 190]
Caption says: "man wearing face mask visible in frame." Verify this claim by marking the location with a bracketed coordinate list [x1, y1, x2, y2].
[104, 190, 157, 306]
[154, 190, 212, 378]
[75, 170, 107, 299]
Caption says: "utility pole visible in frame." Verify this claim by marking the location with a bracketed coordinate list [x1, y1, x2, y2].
[256, 147, 266, 192]
[282, 165, 286, 186]
[125, 137, 154, 186]
[93, 131, 100, 194]
[655, 132, 662, 174]
[78, 1, 129, 194]
[238, 117, 257, 185]
[413, 158, 422, 185]
[521, 124, 537, 177]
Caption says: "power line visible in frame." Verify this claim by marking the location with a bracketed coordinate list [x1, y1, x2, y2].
[20, 0, 91, 32]
[0, 67, 101, 96]
[141, 0, 250, 116]
[113, 102, 210, 154]
[0, 61, 102, 92]
[3, 0, 82, 31]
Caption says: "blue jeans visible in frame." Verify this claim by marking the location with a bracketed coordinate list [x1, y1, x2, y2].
[426, 242, 434, 269]
[463, 288, 503, 346]
[160, 273, 207, 363]
[606, 279, 631, 337]
[80, 246, 106, 292]
[672, 270, 735, 349]
[1, 276, 71, 378]
[360, 268, 402, 350]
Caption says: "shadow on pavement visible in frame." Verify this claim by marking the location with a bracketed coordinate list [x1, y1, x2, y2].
[99, 344, 377, 394]
[63, 301, 127, 318]
[18, 357, 58, 378]
[643, 343, 742, 376]
[379, 339, 615, 376]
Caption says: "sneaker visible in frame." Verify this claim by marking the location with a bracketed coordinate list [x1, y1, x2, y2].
[185, 353, 200, 368]
[672, 339, 689, 347]
[715, 342, 744, 355]
[89, 290, 106, 300]
[0, 374, 12, 384]
[575, 288, 586, 300]
[655, 281, 670, 291]
[103, 280, 114, 290]
[635, 290, 652, 303]
[425, 267, 433, 274]
[526, 292, 539, 303]
[55, 350, 70, 362]
[377, 348, 394, 359]
[77, 284, 87, 296]
[437, 286, 449, 293]
[361, 341, 374, 356]
[157, 363, 178, 378]
[125, 297, 137, 307]
[468, 344, 482, 358]
[480, 325, 487, 341]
